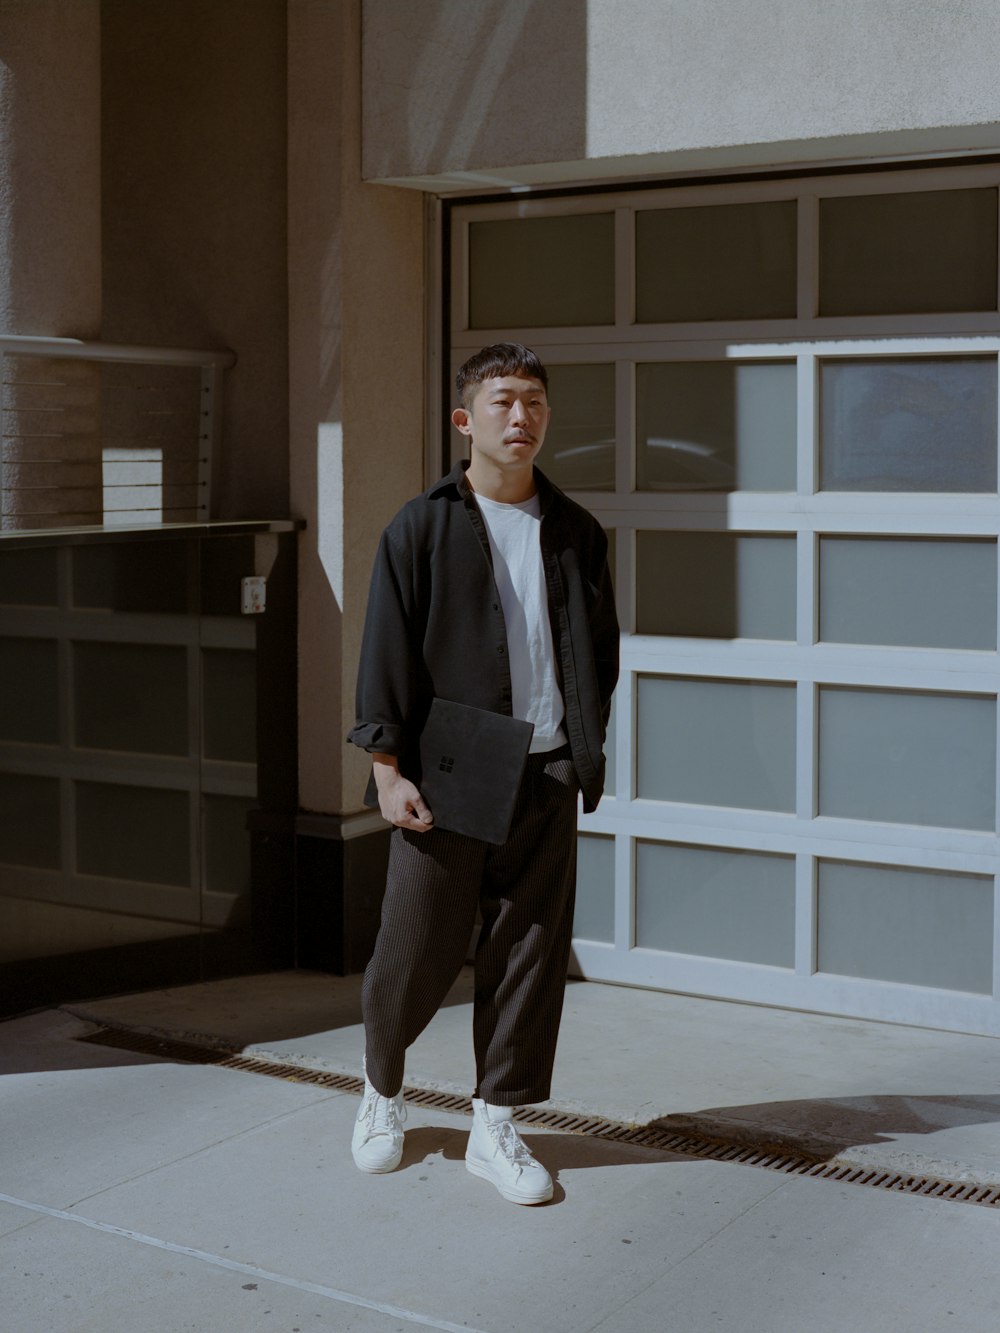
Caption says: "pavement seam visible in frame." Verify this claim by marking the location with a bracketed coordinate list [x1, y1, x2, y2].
[60, 1090, 349, 1212]
[577, 1181, 790, 1333]
[0, 1190, 490, 1333]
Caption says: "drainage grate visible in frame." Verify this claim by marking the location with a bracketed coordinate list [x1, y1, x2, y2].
[79, 1025, 1000, 1210]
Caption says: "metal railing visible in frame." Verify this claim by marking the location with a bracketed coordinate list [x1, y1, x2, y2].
[0, 336, 236, 531]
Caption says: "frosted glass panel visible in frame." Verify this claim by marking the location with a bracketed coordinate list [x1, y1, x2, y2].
[818, 860, 993, 993]
[637, 532, 795, 639]
[636, 362, 796, 491]
[820, 537, 997, 649]
[819, 687, 996, 830]
[76, 781, 190, 885]
[201, 536, 255, 616]
[636, 841, 794, 966]
[74, 641, 188, 756]
[636, 200, 797, 321]
[0, 637, 59, 743]
[573, 833, 614, 943]
[637, 676, 796, 811]
[820, 188, 998, 316]
[0, 772, 59, 868]
[536, 364, 615, 490]
[469, 214, 614, 328]
[0, 548, 58, 606]
[72, 540, 194, 613]
[202, 649, 257, 763]
[203, 794, 254, 897]
[602, 687, 617, 798]
[820, 357, 997, 492]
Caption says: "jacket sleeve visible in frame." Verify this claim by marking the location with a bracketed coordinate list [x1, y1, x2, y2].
[346, 524, 425, 756]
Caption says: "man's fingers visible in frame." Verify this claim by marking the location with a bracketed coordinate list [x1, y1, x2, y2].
[384, 794, 434, 831]
[398, 812, 433, 831]
[375, 774, 434, 831]
[399, 801, 433, 832]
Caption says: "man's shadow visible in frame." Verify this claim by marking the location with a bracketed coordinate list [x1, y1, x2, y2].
[647, 1092, 1000, 1161]
[397, 1119, 765, 1207]
[395, 1091, 1000, 1205]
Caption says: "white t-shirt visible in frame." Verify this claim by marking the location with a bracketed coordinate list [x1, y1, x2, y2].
[475, 492, 567, 753]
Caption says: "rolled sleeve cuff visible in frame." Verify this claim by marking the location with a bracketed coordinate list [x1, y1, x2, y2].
[345, 721, 407, 755]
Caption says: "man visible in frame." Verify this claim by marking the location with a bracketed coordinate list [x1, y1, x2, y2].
[346, 343, 619, 1205]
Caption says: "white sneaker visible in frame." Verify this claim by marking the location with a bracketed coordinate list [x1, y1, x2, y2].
[352, 1076, 406, 1173]
[465, 1098, 553, 1205]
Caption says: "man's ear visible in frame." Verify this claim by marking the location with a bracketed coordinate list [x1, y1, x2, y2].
[451, 406, 472, 436]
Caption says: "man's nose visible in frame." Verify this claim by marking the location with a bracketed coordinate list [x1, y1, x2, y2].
[510, 398, 529, 423]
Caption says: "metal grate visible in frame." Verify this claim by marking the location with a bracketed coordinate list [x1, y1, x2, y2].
[79, 1025, 1000, 1210]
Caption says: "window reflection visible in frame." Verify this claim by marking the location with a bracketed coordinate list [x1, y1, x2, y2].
[820, 357, 997, 492]
[636, 362, 796, 492]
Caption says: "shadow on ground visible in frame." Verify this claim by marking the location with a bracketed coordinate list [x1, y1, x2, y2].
[651, 1093, 1000, 1161]
[397, 1125, 686, 1206]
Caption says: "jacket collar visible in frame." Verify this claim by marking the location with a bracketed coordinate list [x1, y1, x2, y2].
[429, 459, 559, 515]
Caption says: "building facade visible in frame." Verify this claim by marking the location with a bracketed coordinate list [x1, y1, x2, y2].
[3, 0, 1000, 1034]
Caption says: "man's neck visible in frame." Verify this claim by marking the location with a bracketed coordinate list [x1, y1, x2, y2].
[465, 457, 536, 504]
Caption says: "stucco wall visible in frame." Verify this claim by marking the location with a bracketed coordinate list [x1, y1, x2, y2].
[289, 0, 424, 816]
[0, 0, 103, 529]
[363, 0, 1000, 188]
[101, 0, 289, 519]
[0, 0, 101, 337]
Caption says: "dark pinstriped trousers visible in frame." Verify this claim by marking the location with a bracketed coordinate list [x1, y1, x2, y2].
[362, 748, 579, 1107]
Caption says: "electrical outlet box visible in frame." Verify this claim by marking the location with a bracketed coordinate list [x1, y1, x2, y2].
[241, 576, 266, 615]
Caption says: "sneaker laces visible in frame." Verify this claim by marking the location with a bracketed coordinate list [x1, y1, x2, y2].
[360, 1088, 405, 1139]
[488, 1119, 537, 1170]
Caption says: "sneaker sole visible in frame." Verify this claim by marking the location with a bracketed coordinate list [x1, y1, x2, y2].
[465, 1154, 553, 1205]
[352, 1147, 403, 1174]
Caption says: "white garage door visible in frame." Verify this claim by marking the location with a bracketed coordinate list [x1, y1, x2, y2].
[448, 162, 1000, 1035]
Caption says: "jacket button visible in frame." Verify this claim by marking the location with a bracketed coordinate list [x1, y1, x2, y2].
[497, 646, 505, 655]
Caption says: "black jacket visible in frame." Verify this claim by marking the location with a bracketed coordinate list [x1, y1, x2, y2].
[347, 461, 619, 813]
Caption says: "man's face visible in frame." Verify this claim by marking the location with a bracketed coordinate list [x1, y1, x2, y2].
[451, 374, 551, 472]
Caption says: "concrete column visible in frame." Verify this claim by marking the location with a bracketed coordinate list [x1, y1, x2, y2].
[289, 0, 424, 818]
[0, 0, 102, 528]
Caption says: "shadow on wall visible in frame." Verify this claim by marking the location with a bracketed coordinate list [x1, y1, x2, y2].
[362, 0, 588, 182]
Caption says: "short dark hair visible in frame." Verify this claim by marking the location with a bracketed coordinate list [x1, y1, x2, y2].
[455, 343, 548, 409]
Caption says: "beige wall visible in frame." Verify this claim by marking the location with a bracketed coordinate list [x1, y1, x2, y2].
[289, 0, 424, 816]
[0, 0, 103, 530]
[101, 0, 289, 519]
[0, 0, 102, 337]
[1, 0, 425, 812]
[363, 0, 1000, 189]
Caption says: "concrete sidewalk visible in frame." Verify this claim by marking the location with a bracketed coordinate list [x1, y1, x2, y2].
[63, 967, 1000, 1186]
[4, 973, 1000, 1331]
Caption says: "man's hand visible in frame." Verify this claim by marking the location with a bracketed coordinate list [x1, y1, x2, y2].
[372, 754, 434, 832]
